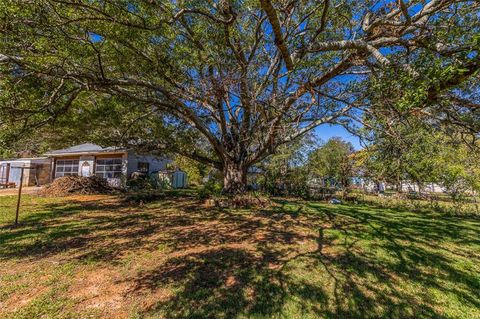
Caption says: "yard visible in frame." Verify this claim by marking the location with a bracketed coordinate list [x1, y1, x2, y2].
[0, 194, 479, 319]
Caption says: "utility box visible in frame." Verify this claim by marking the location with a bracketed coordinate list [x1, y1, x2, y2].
[172, 171, 187, 189]
[151, 170, 187, 189]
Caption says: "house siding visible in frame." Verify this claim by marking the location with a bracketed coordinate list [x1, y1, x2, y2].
[126, 151, 170, 177]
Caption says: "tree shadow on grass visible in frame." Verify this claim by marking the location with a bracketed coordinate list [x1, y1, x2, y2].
[0, 198, 314, 264]
[1, 197, 479, 318]
[0, 199, 160, 261]
[123, 201, 471, 318]
[127, 240, 451, 318]
[306, 203, 480, 313]
[130, 248, 288, 319]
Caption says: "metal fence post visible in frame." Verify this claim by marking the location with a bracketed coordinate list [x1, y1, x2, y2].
[15, 166, 24, 226]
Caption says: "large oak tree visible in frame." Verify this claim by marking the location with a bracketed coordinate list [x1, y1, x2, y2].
[0, 0, 479, 193]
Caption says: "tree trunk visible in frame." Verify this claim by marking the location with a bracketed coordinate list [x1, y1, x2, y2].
[223, 162, 248, 195]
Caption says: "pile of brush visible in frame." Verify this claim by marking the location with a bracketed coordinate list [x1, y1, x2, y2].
[41, 176, 115, 197]
[204, 193, 272, 209]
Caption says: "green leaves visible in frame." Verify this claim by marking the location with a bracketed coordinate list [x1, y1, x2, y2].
[361, 111, 480, 196]
[308, 137, 355, 187]
[0, 0, 479, 187]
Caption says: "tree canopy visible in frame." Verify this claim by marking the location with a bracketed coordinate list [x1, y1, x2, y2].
[308, 137, 355, 188]
[360, 114, 480, 196]
[1, 0, 479, 193]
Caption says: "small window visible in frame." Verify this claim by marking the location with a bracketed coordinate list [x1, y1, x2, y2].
[137, 162, 149, 173]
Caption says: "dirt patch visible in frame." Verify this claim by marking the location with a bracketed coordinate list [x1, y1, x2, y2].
[0, 186, 43, 197]
[69, 267, 130, 317]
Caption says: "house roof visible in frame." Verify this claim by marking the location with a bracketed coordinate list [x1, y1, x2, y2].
[44, 143, 126, 156]
[0, 157, 50, 163]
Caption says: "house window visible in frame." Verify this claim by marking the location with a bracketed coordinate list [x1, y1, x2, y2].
[55, 159, 79, 178]
[137, 162, 149, 173]
[95, 158, 123, 179]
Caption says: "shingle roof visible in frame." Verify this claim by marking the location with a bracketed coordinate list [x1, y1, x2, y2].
[44, 143, 125, 156]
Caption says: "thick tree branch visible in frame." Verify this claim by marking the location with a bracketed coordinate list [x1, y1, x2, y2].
[260, 0, 294, 71]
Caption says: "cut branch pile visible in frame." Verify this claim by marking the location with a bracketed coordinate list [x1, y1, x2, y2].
[41, 176, 115, 197]
[205, 193, 272, 209]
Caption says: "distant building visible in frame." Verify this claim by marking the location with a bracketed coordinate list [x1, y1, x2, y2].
[0, 157, 52, 188]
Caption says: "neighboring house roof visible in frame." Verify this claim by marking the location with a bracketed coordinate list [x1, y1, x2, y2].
[44, 143, 126, 156]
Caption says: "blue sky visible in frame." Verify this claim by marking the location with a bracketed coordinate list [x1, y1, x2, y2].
[314, 124, 363, 150]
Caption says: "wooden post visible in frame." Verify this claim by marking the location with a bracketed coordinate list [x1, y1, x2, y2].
[15, 166, 24, 226]
[51, 158, 56, 182]
[6, 163, 10, 183]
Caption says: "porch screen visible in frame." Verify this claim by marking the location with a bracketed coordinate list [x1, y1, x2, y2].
[95, 158, 122, 179]
[55, 159, 79, 178]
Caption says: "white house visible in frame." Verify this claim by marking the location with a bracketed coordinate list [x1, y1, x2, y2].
[0, 143, 171, 187]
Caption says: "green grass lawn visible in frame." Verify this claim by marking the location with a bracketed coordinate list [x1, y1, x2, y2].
[0, 194, 479, 319]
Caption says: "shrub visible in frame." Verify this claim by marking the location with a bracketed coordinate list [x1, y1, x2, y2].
[122, 190, 166, 204]
[126, 174, 156, 191]
[197, 180, 223, 199]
